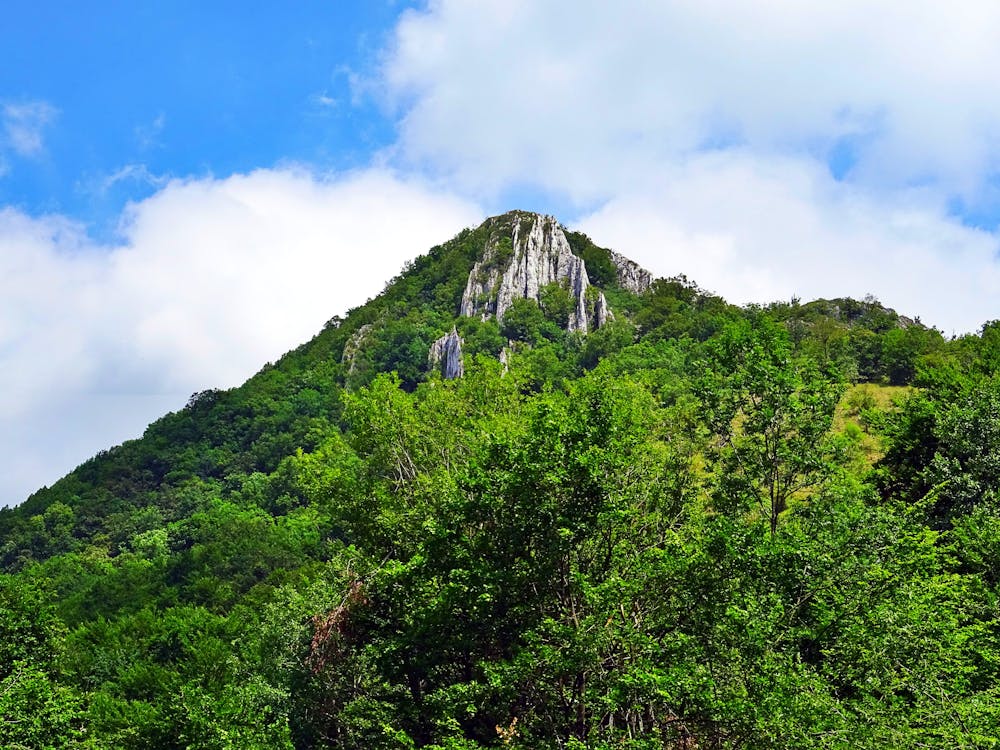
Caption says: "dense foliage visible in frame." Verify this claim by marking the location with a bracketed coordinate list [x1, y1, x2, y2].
[2, 215, 999, 748]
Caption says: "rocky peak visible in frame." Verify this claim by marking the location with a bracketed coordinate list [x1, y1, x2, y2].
[459, 211, 609, 334]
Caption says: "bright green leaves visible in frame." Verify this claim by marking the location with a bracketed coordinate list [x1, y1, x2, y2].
[700, 317, 843, 534]
[9, 277, 1000, 749]
[537, 281, 575, 330]
[0, 576, 64, 678]
[0, 576, 86, 747]
[0, 665, 86, 749]
[878, 376, 1000, 526]
[500, 298, 557, 344]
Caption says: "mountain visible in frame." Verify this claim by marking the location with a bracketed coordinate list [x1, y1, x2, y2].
[2, 211, 999, 748]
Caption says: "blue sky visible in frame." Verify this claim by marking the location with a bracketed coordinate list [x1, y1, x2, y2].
[1, 2, 414, 235]
[5, 1, 1000, 505]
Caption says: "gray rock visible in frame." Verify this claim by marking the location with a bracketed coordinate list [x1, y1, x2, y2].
[428, 327, 464, 379]
[608, 249, 654, 294]
[594, 291, 613, 328]
[460, 212, 609, 333]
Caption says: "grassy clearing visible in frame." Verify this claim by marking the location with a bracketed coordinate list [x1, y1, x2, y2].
[833, 383, 912, 466]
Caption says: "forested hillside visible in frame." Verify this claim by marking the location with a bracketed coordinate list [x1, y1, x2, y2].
[2, 211, 999, 748]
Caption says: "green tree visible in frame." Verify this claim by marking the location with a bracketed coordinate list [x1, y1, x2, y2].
[879, 378, 1000, 525]
[501, 298, 553, 343]
[537, 281, 574, 329]
[880, 325, 945, 386]
[701, 317, 842, 534]
[578, 317, 635, 370]
[0, 576, 86, 746]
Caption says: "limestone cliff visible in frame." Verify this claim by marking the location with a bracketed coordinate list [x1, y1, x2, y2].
[428, 327, 464, 379]
[419, 211, 655, 379]
[608, 249, 654, 294]
[460, 212, 609, 334]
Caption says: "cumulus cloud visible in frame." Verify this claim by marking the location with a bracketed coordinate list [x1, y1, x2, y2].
[2, 100, 58, 157]
[383, 0, 1000, 200]
[577, 151, 1000, 335]
[0, 169, 481, 504]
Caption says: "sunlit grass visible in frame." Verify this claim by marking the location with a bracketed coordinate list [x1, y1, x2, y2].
[833, 383, 912, 466]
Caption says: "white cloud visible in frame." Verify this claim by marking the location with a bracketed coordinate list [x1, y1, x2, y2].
[96, 163, 169, 193]
[376, 0, 1000, 331]
[382, 0, 1000, 201]
[310, 92, 338, 109]
[0, 168, 481, 505]
[2, 100, 58, 157]
[577, 151, 1000, 335]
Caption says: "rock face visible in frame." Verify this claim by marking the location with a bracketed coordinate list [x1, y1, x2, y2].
[594, 291, 613, 328]
[460, 212, 609, 334]
[608, 249, 654, 294]
[341, 323, 373, 376]
[426, 211, 655, 378]
[428, 327, 464, 379]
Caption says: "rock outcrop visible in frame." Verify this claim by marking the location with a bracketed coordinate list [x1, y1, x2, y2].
[423, 211, 655, 378]
[594, 291, 613, 328]
[608, 249, 654, 294]
[428, 327, 464, 379]
[341, 323, 373, 376]
[460, 212, 609, 334]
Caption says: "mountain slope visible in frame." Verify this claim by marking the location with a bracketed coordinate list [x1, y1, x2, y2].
[2, 211, 997, 748]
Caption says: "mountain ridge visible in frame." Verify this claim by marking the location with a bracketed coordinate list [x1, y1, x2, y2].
[6, 208, 926, 513]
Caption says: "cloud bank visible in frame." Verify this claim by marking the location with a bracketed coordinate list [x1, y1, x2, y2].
[0, 169, 480, 504]
[578, 152, 1000, 334]
[384, 0, 1000, 199]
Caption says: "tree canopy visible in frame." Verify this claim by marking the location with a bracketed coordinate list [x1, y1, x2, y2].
[1, 217, 997, 748]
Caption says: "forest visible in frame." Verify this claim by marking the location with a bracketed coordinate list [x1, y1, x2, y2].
[1, 213, 999, 748]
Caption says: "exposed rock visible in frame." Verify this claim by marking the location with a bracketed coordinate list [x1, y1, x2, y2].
[594, 290, 613, 328]
[341, 323, 373, 376]
[428, 327, 464, 379]
[460, 212, 610, 333]
[608, 249, 654, 294]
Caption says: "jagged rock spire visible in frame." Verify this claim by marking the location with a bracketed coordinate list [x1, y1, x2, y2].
[460, 211, 609, 334]
[428, 327, 464, 379]
[426, 211, 654, 379]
